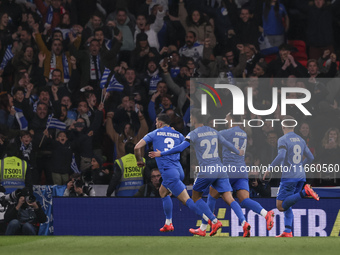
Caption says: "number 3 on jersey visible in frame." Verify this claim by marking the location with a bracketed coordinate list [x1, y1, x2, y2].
[164, 138, 175, 151]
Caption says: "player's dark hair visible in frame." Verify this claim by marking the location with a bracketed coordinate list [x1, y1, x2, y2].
[190, 108, 204, 124]
[124, 142, 135, 154]
[157, 113, 171, 125]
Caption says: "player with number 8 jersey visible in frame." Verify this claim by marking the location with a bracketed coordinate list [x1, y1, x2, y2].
[264, 116, 319, 237]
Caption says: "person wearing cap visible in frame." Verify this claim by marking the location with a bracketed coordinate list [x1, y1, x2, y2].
[87, 155, 112, 184]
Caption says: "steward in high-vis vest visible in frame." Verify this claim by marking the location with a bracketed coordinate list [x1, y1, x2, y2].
[106, 142, 146, 197]
[0, 156, 28, 194]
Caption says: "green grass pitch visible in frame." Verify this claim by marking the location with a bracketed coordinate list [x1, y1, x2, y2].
[1, 236, 339, 255]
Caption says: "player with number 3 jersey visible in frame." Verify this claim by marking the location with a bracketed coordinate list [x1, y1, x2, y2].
[135, 114, 221, 235]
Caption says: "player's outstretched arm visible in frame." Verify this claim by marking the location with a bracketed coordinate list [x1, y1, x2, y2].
[160, 140, 190, 156]
[134, 139, 147, 167]
[263, 149, 286, 180]
[149, 149, 161, 158]
[302, 146, 314, 165]
[218, 134, 241, 155]
[270, 148, 286, 167]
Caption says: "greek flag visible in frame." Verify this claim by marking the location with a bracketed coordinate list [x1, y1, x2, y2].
[0, 45, 14, 70]
[14, 107, 28, 130]
[106, 74, 124, 92]
[46, 114, 66, 130]
[71, 154, 80, 173]
[104, 39, 112, 50]
[46, 6, 54, 25]
[99, 67, 111, 89]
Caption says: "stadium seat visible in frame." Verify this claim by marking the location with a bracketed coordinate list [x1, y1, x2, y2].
[298, 60, 308, 67]
[264, 54, 277, 64]
[287, 40, 308, 61]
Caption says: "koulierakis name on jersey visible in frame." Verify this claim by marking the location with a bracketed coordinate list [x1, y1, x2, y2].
[156, 132, 179, 138]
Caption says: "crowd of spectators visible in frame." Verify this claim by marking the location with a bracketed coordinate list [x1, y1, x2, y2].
[1, 0, 340, 195]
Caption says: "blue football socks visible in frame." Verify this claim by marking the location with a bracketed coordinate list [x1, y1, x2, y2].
[162, 196, 173, 220]
[284, 207, 293, 233]
[202, 194, 217, 224]
[231, 201, 246, 223]
[282, 192, 304, 211]
[194, 198, 216, 220]
[240, 198, 263, 215]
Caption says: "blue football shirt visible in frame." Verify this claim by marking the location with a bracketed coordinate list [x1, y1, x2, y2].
[187, 126, 223, 167]
[219, 126, 247, 178]
[143, 126, 184, 173]
[277, 132, 310, 181]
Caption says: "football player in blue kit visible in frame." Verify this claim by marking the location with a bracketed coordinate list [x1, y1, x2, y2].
[150, 109, 252, 237]
[263, 116, 319, 237]
[199, 113, 274, 235]
[135, 114, 222, 235]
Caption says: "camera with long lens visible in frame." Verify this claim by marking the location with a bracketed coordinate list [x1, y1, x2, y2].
[0, 187, 36, 209]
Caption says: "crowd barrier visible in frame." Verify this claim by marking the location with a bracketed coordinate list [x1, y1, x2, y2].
[52, 197, 340, 237]
[29, 185, 340, 237]
[18, 185, 340, 236]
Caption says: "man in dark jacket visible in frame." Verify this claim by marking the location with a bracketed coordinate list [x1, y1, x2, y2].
[4, 188, 47, 235]
[134, 168, 161, 197]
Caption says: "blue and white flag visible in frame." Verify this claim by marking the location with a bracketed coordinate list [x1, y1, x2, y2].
[71, 153, 80, 174]
[46, 114, 66, 130]
[104, 39, 112, 50]
[33, 185, 66, 236]
[99, 67, 111, 89]
[106, 74, 124, 92]
[62, 53, 70, 83]
[0, 45, 14, 70]
[46, 5, 66, 25]
[14, 107, 28, 130]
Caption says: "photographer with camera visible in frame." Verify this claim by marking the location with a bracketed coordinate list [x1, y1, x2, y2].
[249, 170, 271, 198]
[63, 174, 95, 197]
[4, 188, 47, 235]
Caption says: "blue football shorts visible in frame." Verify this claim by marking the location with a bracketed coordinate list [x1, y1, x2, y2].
[277, 181, 304, 201]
